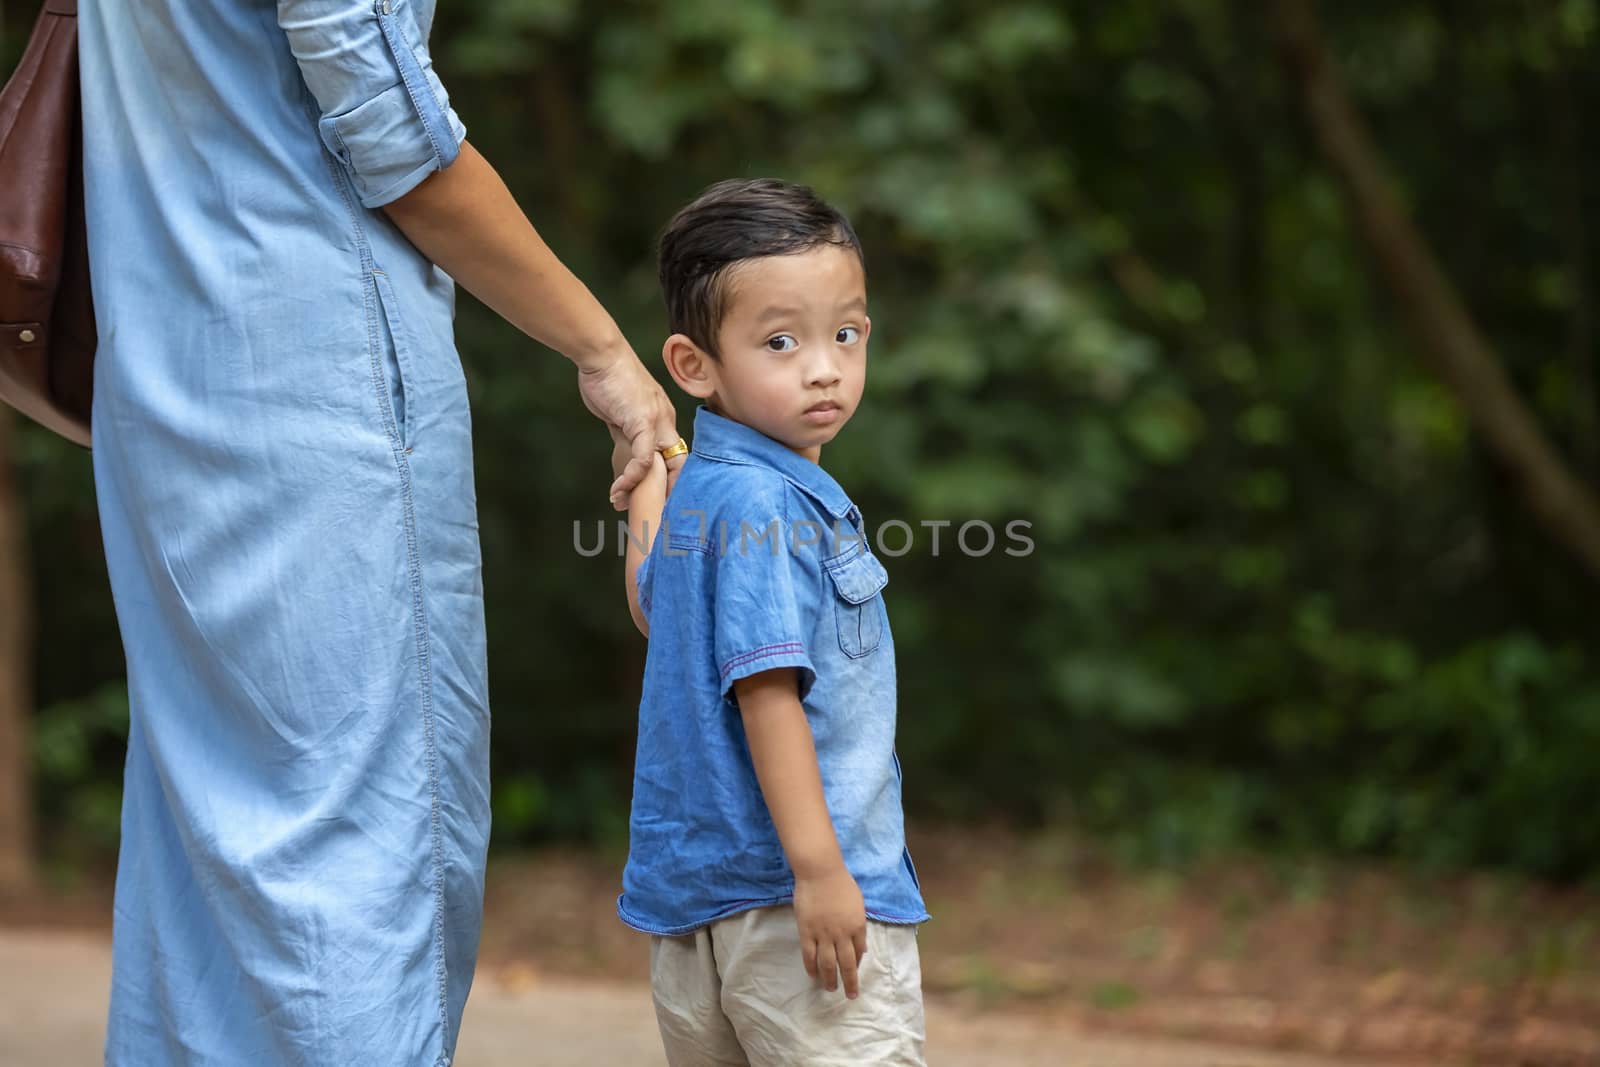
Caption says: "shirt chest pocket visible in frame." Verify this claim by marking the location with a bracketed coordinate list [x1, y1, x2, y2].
[824, 547, 889, 658]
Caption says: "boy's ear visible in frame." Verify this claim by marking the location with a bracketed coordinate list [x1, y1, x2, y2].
[863, 314, 872, 343]
[662, 333, 718, 400]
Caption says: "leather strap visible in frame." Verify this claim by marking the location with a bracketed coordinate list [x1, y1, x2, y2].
[0, 324, 46, 351]
[43, 0, 76, 16]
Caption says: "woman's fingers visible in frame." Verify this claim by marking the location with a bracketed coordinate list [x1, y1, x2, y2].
[578, 354, 680, 503]
[609, 449, 672, 511]
[609, 461, 646, 511]
[616, 421, 680, 505]
[651, 394, 688, 487]
[630, 427, 667, 490]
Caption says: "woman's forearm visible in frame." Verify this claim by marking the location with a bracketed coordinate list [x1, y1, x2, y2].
[382, 141, 628, 371]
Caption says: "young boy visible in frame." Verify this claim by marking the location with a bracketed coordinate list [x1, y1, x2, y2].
[606, 178, 928, 1066]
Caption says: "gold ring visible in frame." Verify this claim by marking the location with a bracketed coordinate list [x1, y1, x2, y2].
[659, 437, 690, 461]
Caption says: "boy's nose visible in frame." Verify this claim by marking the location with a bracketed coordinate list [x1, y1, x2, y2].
[806, 353, 843, 387]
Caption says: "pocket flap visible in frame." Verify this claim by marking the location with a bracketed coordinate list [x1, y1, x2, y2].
[825, 548, 889, 604]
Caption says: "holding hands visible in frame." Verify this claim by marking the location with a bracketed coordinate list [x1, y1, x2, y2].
[607, 421, 668, 491]
[577, 351, 686, 509]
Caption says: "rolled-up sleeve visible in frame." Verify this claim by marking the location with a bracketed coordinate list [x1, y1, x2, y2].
[278, 0, 467, 208]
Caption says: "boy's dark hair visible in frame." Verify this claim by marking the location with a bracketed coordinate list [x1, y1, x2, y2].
[658, 178, 864, 360]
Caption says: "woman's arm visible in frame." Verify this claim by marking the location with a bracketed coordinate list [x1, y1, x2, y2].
[382, 142, 681, 505]
[383, 141, 623, 368]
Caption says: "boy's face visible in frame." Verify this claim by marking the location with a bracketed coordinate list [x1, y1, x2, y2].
[672, 244, 870, 464]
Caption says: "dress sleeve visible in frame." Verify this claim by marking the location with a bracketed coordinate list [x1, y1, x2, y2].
[278, 0, 467, 208]
[712, 484, 819, 705]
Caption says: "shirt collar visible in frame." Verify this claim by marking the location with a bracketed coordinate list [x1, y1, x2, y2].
[690, 405, 857, 521]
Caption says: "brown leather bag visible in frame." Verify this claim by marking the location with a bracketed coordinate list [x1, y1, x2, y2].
[0, 0, 95, 448]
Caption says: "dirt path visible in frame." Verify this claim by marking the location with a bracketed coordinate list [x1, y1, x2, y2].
[1, 927, 1414, 1066]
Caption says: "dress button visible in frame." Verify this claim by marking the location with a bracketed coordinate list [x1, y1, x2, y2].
[18, 329, 35, 343]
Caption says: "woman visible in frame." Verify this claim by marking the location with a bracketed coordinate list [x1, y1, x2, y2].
[77, 1, 678, 1062]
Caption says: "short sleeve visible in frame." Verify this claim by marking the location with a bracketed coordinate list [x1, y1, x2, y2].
[713, 492, 818, 705]
[278, 0, 467, 208]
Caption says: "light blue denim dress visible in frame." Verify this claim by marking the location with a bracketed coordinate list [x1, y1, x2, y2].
[78, 3, 489, 1063]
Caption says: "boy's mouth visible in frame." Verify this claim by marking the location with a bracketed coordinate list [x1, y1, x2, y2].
[803, 400, 843, 424]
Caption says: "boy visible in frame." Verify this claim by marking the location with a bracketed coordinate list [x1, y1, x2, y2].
[607, 178, 928, 1066]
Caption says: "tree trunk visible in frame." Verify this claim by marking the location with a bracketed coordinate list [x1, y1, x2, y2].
[0, 406, 35, 892]
[1272, 0, 1600, 583]
[1549, 56, 1597, 478]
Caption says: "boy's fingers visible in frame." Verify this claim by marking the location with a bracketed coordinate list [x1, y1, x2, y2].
[852, 927, 868, 964]
[837, 938, 860, 999]
[816, 941, 839, 992]
[801, 938, 819, 980]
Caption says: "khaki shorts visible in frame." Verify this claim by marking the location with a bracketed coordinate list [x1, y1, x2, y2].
[649, 905, 927, 1066]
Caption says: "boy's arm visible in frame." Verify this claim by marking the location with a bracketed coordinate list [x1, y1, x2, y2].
[733, 668, 867, 1000]
[610, 427, 667, 638]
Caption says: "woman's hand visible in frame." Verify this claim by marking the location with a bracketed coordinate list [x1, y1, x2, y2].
[607, 423, 632, 482]
[607, 422, 666, 488]
[578, 348, 685, 510]
[379, 142, 685, 507]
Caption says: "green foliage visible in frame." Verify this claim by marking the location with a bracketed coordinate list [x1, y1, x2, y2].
[32, 685, 130, 861]
[9, 0, 1600, 878]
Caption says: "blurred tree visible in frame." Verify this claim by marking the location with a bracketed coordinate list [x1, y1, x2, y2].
[1274, 0, 1600, 579]
[4, 0, 1600, 878]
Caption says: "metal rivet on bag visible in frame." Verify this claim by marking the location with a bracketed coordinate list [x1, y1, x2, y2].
[18, 329, 34, 343]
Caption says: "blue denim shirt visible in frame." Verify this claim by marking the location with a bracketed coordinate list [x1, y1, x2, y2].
[618, 406, 929, 935]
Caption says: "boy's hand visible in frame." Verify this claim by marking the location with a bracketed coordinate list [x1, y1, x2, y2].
[734, 670, 864, 998]
[792, 863, 868, 999]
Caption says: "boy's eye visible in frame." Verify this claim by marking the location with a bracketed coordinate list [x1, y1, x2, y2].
[766, 335, 798, 353]
[837, 326, 862, 344]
